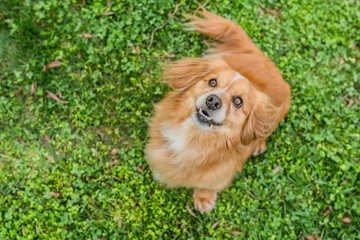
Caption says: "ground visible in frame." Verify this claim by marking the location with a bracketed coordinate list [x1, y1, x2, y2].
[0, 0, 359, 239]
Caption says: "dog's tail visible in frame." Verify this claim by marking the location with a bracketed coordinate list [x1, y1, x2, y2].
[186, 10, 258, 56]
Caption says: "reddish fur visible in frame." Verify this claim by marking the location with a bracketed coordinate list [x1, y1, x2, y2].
[189, 10, 291, 121]
[145, 10, 291, 213]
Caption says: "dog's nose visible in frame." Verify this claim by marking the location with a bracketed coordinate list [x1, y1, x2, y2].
[206, 94, 222, 110]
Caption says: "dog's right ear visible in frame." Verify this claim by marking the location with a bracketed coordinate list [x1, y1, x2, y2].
[163, 58, 210, 92]
[240, 91, 282, 146]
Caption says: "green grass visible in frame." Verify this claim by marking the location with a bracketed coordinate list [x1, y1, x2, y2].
[0, 0, 359, 239]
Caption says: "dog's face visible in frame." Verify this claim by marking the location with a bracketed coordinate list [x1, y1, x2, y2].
[163, 58, 281, 145]
[191, 69, 250, 131]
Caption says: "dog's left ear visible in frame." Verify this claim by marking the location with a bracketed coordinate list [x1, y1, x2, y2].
[240, 92, 282, 145]
[163, 58, 210, 92]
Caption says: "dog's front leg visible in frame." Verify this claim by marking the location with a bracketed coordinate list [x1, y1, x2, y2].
[252, 139, 267, 156]
[193, 188, 217, 214]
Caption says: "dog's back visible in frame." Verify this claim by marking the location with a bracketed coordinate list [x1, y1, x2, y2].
[188, 10, 291, 123]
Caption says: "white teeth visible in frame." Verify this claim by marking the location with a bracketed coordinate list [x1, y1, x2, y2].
[199, 109, 212, 121]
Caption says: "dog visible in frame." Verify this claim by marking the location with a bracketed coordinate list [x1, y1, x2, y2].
[145, 10, 291, 213]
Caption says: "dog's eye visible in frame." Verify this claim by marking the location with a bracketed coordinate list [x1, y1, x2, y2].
[233, 96, 243, 108]
[208, 79, 217, 87]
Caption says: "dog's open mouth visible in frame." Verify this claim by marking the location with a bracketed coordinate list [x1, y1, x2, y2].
[196, 109, 222, 127]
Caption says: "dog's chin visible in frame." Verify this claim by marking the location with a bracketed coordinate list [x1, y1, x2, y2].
[192, 109, 223, 131]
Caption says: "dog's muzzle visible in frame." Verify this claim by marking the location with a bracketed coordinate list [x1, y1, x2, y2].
[195, 94, 223, 126]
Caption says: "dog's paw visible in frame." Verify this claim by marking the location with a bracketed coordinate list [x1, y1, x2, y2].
[252, 139, 267, 156]
[193, 189, 217, 214]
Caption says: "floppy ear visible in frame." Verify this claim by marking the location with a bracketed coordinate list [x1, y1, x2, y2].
[163, 58, 210, 92]
[240, 92, 282, 145]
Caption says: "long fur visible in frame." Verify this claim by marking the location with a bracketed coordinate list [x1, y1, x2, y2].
[145, 10, 291, 213]
[188, 10, 291, 122]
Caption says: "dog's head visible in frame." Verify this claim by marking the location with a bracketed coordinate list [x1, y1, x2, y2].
[163, 58, 282, 145]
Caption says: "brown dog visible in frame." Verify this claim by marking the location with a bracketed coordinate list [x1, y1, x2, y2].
[145, 10, 290, 213]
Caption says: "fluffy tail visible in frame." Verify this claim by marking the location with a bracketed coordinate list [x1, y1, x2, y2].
[187, 10, 258, 55]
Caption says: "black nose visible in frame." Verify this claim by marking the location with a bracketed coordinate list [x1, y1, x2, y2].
[206, 94, 222, 110]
